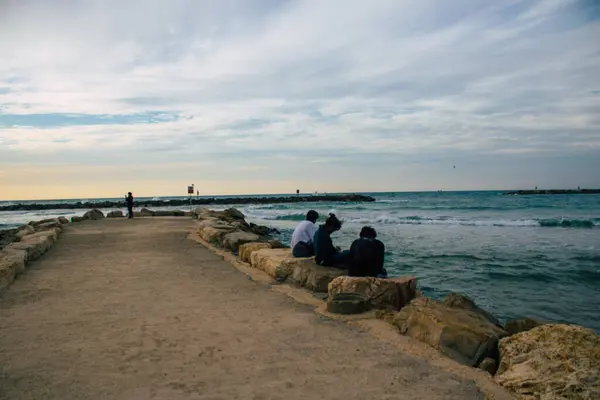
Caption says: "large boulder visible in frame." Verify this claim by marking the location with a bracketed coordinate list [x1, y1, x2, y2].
[250, 248, 300, 280]
[221, 207, 245, 221]
[495, 324, 600, 399]
[383, 297, 508, 367]
[239, 242, 272, 263]
[35, 221, 62, 232]
[290, 262, 346, 293]
[504, 318, 545, 336]
[15, 225, 35, 239]
[71, 216, 84, 223]
[328, 276, 417, 310]
[443, 293, 502, 327]
[222, 231, 260, 252]
[83, 209, 105, 220]
[57, 216, 69, 224]
[6, 229, 59, 263]
[0, 249, 26, 290]
[32, 218, 57, 227]
[107, 210, 124, 218]
[139, 208, 154, 217]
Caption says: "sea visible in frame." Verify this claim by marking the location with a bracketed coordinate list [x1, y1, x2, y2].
[1, 191, 599, 332]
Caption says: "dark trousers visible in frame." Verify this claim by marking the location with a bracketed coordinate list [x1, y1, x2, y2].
[127, 206, 134, 218]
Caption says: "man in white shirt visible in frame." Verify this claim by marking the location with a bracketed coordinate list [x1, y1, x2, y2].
[290, 210, 319, 257]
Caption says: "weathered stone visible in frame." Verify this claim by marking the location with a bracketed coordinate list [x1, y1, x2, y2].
[496, 324, 600, 399]
[6, 229, 58, 263]
[328, 276, 417, 310]
[194, 207, 213, 219]
[222, 207, 245, 221]
[222, 231, 260, 251]
[32, 218, 57, 227]
[239, 242, 272, 263]
[139, 208, 154, 217]
[0, 249, 27, 290]
[250, 248, 300, 280]
[199, 227, 233, 245]
[35, 221, 62, 232]
[290, 262, 346, 293]
[443, 293, 501, 327]
[478, 357, 498, 375]
[15, 225, 35, 239]
[268, 240, 287, 249]
[83, 209, 105, 220]
[57, 216, 69, 224]
[385, 297, 508, 367]
[107, 210, 124, 218]
[504, 318, 545, 336]
[327, 293, 371, 315]
[71, 216, 85, 223]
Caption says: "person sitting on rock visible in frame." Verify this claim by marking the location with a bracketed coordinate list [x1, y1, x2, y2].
[313, 213, 350, 268]
[290, 210, 319, 257]
[348, 226, 387, 278]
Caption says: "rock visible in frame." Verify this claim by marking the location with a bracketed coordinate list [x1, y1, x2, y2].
[199, 226, 234, 245]
[327, 293, 371, 315]
[184, 211, 193, 217]
[290, 262, 346, 293]
[268, 240, 287, 249]
[35, 221, 62, 232]
[0, 249, 26, 290]
[83, 209, 105, 220]
[71, 216, 84, 223]
[221, 231, 260, 251]
[478, 357, 498, 375]
[107, 210, 124, 218]
[384, 297, 508, 367]
[504, 318, 545, 336]
[139, 208, 154, 217]
[496, 324, 600, 399]
[32, 218, 57, 227]
[57, 216, 69, 224]
[6, 229, 59, 263]
[328, 276, 417, 310]
[194, 207, 213, 219]
[249, 223, 278, 236]
[15, 225, 35, 239]
[239, 242, 272, 263]
[250, 248, 302, 280]
[221, 207, 245, 221]
[443, 293, 502, 327]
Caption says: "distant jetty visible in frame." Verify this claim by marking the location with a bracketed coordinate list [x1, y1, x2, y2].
[0, 194, 375, 212]
[505, 189, 600, 196]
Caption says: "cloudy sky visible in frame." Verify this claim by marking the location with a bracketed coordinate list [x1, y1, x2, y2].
[1, 0, 599, 200]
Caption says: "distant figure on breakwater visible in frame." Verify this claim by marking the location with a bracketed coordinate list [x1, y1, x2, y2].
[313, 213, 350, 268]
[291, 210, 319, 257]
[125, 192, 134, 219]
[348, 226, 387, 278]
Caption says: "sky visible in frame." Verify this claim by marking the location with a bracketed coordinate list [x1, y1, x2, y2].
[0, 0, 599, 200]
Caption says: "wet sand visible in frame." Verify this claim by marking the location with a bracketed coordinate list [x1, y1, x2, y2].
[1, 218, 498, 399]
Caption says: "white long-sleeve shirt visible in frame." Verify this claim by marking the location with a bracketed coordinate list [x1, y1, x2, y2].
[290, 220, 318, 248]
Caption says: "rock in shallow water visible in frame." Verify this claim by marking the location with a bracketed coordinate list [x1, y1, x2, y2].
[495, 324, 600, 400]
[443, 292, 502, 327]
[503, 317, 545, 336]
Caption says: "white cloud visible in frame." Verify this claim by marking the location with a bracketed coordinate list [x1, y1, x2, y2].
[0, 0, 599, 197]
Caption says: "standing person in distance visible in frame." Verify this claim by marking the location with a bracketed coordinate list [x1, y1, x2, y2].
[290, 210, 319, 257]
[125, 192, 134, 219]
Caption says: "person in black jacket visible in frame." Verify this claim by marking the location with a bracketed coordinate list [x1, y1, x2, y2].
[348, 226, 387, 278]
[313, 213, 350, 268]
[125, 192, 134, 219]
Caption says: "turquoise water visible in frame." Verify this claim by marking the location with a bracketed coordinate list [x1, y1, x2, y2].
[1, 191, 599, 331]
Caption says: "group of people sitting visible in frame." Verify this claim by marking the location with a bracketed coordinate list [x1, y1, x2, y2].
[290, 210, 387, 278]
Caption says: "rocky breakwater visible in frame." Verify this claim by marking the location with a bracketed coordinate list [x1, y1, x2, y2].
[377, 292, 600, 399]
[0, 217, 69, 290]
[0, 194, 376, 212]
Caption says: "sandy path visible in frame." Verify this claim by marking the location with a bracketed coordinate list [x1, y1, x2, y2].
[1, 218, 485, 399]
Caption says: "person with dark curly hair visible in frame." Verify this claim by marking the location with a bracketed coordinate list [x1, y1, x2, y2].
[348, 226, 387, 278]
[313, 213, 350, 268]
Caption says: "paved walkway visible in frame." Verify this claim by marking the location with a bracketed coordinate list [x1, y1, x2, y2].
[1, 219, 485, 399]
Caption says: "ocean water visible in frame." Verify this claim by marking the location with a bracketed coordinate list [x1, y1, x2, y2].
[1, 191, 599, 331]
